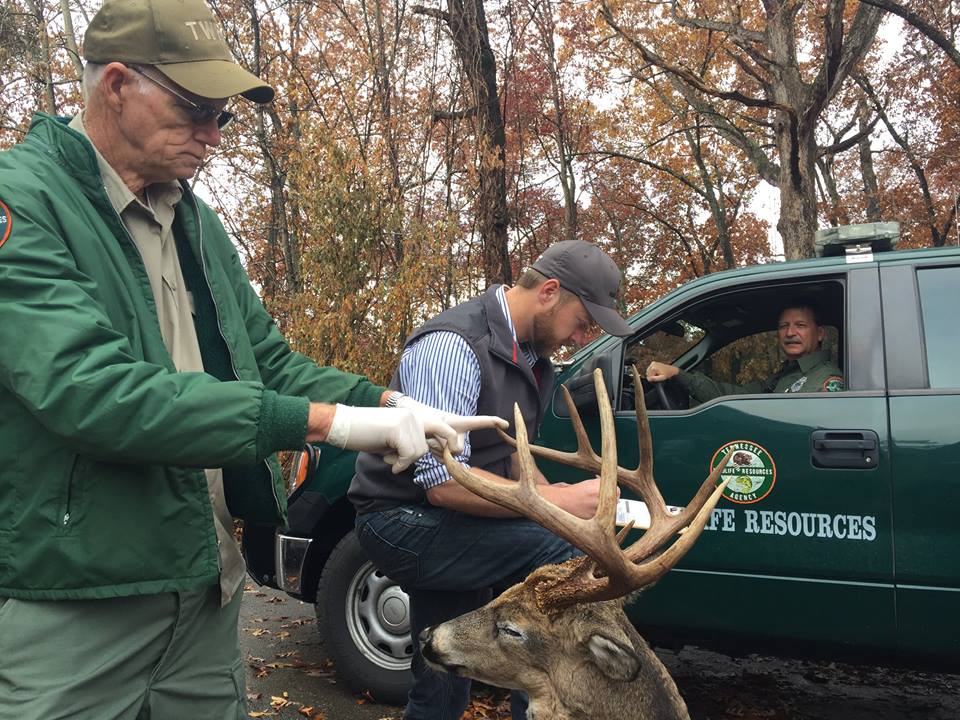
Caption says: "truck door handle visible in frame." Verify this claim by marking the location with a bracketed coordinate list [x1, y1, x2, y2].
[810, 430, 879, 469]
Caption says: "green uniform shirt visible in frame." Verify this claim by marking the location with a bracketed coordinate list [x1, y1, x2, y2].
[678, 349, 844, 403]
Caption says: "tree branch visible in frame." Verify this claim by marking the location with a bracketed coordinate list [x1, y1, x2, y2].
[601, 1, 786, 113]
[411, 4, 450, 24]
[859, 0, 960, 69]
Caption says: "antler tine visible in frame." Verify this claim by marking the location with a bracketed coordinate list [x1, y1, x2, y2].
[624, 453, 730, 563]
[444, 367, 727, 616]
[593, 368, 622, 532]
[539, 477, 729, 613]
[442, 401, 624, 571]
[535, 368, 728, 612]
[495, 379, 602, 474]
[610, 364, 728, 563]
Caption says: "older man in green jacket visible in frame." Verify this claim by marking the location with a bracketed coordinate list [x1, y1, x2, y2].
[0, 0, 502, 717]
[646, 300, 844, 402]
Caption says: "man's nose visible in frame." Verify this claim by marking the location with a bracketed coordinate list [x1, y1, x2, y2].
[195, 121, 222, 147]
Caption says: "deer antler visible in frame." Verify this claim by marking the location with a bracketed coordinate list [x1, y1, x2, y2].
[442, 366, 728, 613]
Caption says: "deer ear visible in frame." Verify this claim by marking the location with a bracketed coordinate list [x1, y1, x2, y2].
[585, 633, 641, 682]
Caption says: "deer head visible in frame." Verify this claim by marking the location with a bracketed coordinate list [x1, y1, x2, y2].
[419, 367, 729, 720]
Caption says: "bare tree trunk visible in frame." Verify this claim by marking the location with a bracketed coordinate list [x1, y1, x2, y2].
[246, 0, 297, 298]
[24, 0, 56, 114]
[367, 0, 406, 264]
[859, 76, 947, 246]
[857, 100, 882, 222]
[59, 0, 84, 79]
[532, 0, 577, 241]
[817, 153, 847, 227]
[415, 0, 511, 285]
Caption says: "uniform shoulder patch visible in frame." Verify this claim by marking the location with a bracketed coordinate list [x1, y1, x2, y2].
[822, 375, 844, 392]
[0, 199, 10, 250]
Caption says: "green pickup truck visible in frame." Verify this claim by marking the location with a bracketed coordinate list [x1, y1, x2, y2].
[243, 225, 960, 703]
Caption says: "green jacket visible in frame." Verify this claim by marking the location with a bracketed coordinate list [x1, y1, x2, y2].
[0, 114, 384, 600]
[678, 349, 844, 403]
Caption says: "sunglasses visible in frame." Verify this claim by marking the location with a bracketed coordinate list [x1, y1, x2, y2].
[129, 66, 234, 130]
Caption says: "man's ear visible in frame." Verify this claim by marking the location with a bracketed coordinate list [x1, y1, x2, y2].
[584, 632, 641, 682]
[816, 325, 826, 345]
[537, 278, 562, 307]
[98, 62, 136, 114]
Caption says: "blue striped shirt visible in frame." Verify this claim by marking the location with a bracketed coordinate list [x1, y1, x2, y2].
[400, 285, 538, 490]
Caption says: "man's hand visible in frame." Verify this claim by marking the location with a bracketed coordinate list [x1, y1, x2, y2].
[390, 394, 508, 455]
[322, 404, 435, 474]
[547, 477, 616, 520]
[645, 361, 680, 383]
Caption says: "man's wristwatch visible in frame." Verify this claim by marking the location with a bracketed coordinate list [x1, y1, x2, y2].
[384, 391, 405, 408]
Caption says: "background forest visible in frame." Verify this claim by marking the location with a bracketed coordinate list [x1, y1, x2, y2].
[1, 0, 957, 384]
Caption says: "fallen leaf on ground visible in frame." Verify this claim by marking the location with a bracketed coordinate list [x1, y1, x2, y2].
[270, 693, 292, 709]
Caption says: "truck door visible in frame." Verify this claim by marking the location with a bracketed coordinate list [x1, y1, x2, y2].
[539, 269, 896, 652]
[883, 260, 960, 658]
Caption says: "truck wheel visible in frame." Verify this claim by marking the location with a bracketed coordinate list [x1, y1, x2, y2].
[315, 531, 413, 706]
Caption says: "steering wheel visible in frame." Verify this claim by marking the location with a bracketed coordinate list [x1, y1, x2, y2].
[655, 381, 676, 410]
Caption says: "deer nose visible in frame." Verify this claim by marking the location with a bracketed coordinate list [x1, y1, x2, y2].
[419, 626, 438, 661]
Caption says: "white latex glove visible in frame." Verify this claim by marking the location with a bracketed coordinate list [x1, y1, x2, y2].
[326, 405, 432, 474]
[391, 394, 509, 456]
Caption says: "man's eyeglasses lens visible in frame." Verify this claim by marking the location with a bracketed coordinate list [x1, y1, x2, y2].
[130, 66, 234, 130]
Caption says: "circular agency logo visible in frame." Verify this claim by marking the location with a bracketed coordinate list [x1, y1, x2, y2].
[710, 440, 777, 504]
[0, 199, 11, 250]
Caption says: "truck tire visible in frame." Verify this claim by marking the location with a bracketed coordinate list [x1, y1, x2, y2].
[315, 531, 413, 706]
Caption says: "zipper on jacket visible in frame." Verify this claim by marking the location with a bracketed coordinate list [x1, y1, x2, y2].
[61, 456, 81, 528]
[186, 191, 284, 519]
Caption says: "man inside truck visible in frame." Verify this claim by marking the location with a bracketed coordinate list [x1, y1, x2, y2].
[645, 299, 844, 402]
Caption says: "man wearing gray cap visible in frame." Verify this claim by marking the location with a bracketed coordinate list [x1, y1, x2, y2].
[0, 0, 504, 718]
[348, 239, 633, 720]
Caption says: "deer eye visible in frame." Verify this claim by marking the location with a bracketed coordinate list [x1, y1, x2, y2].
[496, 622, 524, 639]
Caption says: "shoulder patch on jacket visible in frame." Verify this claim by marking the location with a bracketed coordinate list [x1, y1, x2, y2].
[0, 199, 11, 250]
[822, 375, 844, 392]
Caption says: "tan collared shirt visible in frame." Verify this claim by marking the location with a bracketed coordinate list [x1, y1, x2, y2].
[69, 114, 246, 605]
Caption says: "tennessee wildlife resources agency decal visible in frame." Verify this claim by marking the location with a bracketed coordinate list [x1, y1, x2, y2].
[0, 199, 10, 250]
[711, 440, 776, 504]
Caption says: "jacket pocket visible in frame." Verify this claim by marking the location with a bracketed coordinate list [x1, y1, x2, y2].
[57, 455, 85, 536]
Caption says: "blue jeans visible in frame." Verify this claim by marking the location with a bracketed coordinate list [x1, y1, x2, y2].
[355, 506, 579, 720]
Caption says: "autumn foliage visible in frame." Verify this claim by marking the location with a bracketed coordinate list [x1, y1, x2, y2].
[1, 0, 958, 378]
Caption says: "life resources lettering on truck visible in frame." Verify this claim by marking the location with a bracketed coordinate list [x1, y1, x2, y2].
[703, 507, 877, 541]
[616, 439, 878, 543]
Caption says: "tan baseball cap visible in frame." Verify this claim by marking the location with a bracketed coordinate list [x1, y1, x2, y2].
[83, 0, 274, 103]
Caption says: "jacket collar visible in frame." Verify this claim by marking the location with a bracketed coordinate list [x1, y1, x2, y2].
[797, 348, 831, 372]
[481, 286, 525, 365]
[27, 113, 101, 187]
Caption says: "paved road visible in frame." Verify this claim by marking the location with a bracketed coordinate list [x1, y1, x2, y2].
[240, 578, 960, 720]
[239, 579, 403, 720]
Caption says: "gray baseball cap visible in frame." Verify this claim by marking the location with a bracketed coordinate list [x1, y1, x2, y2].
[83, 0, 274, 103]
[532, 240, 632, 337]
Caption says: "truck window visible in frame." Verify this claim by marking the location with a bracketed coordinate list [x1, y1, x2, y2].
[918, 267, 960, 389]
[623, 280, 845, 410]
[625, 321, 705, 372]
